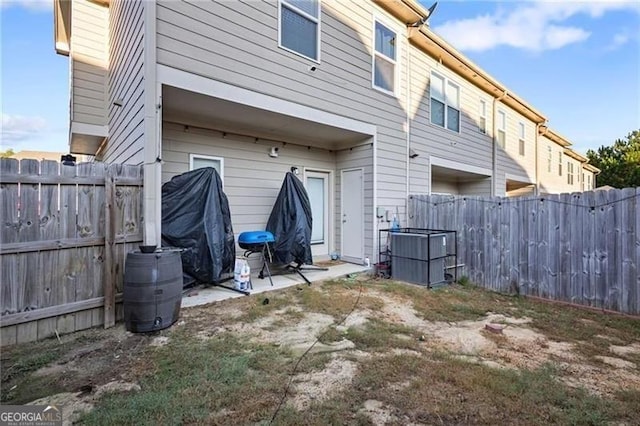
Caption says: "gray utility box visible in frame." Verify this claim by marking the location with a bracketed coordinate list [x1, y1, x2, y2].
[390, 232, 446, 286]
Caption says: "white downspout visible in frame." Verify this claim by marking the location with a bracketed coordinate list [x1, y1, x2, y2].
[534, 120, 547, 195]
[405, 28, 411, 225]
[492, 91, 507, 196]
[142, 1, 160, 246]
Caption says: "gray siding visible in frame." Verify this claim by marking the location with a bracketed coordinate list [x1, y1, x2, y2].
[104, 0, 145, 164]
[460, 178, 493, 196]
[156, 0, 409, 222]
[431, 180, 459, 195]
[496, 104, 537, 184]
[408, 45, 494, 184]
[70, 0, 108, 126]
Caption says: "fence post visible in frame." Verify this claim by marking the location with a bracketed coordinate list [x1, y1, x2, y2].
[103, 171, 116, 328]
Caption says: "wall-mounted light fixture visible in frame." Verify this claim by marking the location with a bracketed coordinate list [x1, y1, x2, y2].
[61, 154, 76, 166]
[290, 166, 299, 175]
[409, 148, 419, 159]
[269, 147, 279, 158]
[113, 99, 123, 107]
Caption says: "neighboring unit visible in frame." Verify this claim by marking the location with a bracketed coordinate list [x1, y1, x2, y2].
[54, 0, 599, 266]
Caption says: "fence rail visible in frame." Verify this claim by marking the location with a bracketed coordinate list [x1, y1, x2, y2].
[0, 158, 143, 344]
[409, 189, 640, 315]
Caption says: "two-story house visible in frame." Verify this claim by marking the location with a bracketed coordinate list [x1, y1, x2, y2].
[54, 0, 598, 266]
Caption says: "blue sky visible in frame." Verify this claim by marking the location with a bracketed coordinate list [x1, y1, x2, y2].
[1, 0, 639, 155]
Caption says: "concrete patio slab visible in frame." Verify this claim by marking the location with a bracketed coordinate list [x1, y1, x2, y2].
[181, 262, 371, 308]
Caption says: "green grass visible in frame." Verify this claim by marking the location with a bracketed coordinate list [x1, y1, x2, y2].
[6, 277, 640, 425]
[344, 318, 420, 352]
[81, 332, 292, 425]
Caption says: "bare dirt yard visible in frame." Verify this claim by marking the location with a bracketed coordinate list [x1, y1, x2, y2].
[2, 277, 640, 425]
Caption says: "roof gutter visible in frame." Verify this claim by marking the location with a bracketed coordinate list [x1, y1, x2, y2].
[53, 0, 71, 56]
[374, 0, 547, 124]
[539, 126, 572, 148]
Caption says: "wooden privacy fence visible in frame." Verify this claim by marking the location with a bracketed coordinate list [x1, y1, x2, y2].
[0, 158, 143, 344]
[409, 189, 640, 315]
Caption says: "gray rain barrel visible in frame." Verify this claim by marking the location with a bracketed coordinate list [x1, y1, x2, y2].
[123, 250, 183, 333]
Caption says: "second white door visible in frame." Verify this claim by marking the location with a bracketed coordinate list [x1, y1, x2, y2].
[341, 168, 364, 261]
[305, 171, 330, 257]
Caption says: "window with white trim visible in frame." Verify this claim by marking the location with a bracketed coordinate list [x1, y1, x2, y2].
[582, 172, 585, 190]
[587, 174, 592, 189]
[479, 100, 487, 134]
[279, 0, 320, 61]
[190, 154, 224, 181]
[373, 20, 396, 93]
[567, 162, 574, 185]
[496, 110, 506, 148]
[518, 122, 525, 156]
[430, 72, 460, 132]
[558, 151, 562, 176]
[547, 146, 552, 173]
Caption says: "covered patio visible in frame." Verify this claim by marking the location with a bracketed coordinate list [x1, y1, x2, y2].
[181, 262, 370, 308]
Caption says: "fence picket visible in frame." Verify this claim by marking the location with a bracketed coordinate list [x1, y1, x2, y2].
[0, 159, 143, 345]
[408, 189, 639, 314]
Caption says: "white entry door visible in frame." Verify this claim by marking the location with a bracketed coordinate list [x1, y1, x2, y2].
[305, 171, 330, 257]
[341, 168, 364, 261]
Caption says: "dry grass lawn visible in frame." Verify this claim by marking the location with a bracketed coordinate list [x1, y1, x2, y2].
[2, 276, 640, 425]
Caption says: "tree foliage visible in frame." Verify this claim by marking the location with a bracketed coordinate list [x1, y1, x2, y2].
[586, 130, 640, 188]
[0, 148, 15, 158]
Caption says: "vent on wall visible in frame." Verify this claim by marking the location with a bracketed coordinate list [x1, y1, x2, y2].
[390, 233, 446, 286]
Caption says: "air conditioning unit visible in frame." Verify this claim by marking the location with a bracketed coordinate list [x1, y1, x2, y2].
[390, 232, 446, 286]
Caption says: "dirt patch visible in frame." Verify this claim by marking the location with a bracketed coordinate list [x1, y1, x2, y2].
[2, 326, 149, 405]
[251, 311, 335, 350]
[594, 356, 636, 369]
[291, 356, 357, 410]
[610, 343, 640, 357]
[27, 381, 140, 426]
[358, 399, 400, 425]
[335, 310, 370, 332]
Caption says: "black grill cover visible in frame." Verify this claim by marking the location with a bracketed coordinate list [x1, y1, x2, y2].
[266, 172, 313, 265]
[161, 168, 235, 286]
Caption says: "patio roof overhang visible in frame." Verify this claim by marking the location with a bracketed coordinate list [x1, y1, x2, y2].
[161, 85, 374, 151]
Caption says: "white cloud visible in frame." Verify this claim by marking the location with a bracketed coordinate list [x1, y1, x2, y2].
[608, 33, 631, 50]
[1, 113, 47, 143]
[0, 0, 52, 12]
[433, 0, 640, 52]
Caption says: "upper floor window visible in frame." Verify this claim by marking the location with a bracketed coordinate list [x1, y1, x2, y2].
[518, 122, 525, 156]
[547, 146, 552, 173]
[479, 100, 487, 134]
[279, 0, 320, 61]
[558, 151, 562, 176]
[190, 154, 224, 182]
[496, 110, 506, 148]
[373, 21, 396, 93]
[430, 72, 460, 132]
[587, 174, 592, 189]
[567, 162, 574, 185]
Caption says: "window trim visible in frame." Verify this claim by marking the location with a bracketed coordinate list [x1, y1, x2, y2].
[518, 122, 525, 156]
[496, 109, 506, 148]
[479, 99, 487, 134]
[189, 154, 224, 182]
[547, 146, 552, 173]
[371, 17, 398, 95]
[277, 0, 321, 63]
[558, 151, 562, 176]
[430, 71, 461, 133]
[567, 161, 574, 185]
